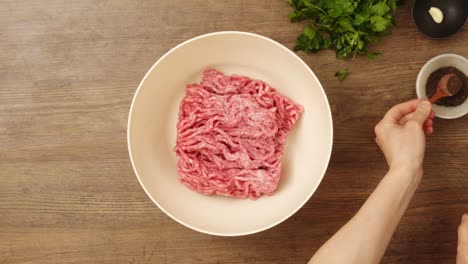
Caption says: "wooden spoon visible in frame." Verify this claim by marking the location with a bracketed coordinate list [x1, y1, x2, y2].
[429, 73, 463, 103]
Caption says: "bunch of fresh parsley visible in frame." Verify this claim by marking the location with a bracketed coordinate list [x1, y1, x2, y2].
[288, 0, 399, 80]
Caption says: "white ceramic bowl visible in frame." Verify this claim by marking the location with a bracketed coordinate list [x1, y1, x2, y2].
[416, 54, 468, 119]
[127, 32, 333, 236]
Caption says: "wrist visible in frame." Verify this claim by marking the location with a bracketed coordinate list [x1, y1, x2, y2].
[389, 159, 423, 175]
[389, 165, 423, 182]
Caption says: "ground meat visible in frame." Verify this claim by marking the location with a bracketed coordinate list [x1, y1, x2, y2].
[174, 69, 303, 199]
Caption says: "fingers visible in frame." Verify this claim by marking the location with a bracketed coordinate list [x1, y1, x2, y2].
[384, 99, 425, 123]
[458, 214, 468, 245]
[423, 119, 433, 127]
[457, 214, 468, 264]
[421, 106, 434, 136]
[399, 110, 435, 136]
[400, 110, 436, 125]
[423, 118, 433, 135]
[424, 126, 433, 135]
[408, 101, 432, 125]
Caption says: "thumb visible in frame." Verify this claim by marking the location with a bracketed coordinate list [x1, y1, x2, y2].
[409, 101, 432, 125]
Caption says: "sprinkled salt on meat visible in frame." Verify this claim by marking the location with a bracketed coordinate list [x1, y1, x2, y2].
[174, 69, 303, 199]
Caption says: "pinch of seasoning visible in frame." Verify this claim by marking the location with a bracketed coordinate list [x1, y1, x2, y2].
[428, 7, 444, 24]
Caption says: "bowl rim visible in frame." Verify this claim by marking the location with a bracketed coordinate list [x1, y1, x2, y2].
[127, 31, 334, 236]
[415, 53, 468, 119]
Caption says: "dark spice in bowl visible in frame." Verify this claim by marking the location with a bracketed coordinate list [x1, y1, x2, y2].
[426, 67, 468, 106]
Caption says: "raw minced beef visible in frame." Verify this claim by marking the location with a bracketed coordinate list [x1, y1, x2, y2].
[174, 69, 303, 199]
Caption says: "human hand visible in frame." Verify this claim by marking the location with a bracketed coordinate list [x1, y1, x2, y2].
[458, 214, 468, 264]
[374, 99, 435, 175]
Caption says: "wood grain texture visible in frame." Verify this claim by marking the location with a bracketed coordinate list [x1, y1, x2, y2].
[0, 0, 467, 263]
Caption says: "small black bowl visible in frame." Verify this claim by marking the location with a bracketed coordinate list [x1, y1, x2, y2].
[412, 0, 467, 38]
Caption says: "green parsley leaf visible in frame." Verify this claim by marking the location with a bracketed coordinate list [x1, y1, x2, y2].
[288, 10, 304, 22]
[325, 0, 357, 17]
[335, 67, 349, 81]
[303, 25, 316, 39]
[369, 2, 390, 16]
[388, 0, 398, 12]
[370, 15, 390, 32]
[354, 13, 369, 26]
[366, 51, 383, 59]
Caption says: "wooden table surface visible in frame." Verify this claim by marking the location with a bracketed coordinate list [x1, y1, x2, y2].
[1, 1, 467, 263]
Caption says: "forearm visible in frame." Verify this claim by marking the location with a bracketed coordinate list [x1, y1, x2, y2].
[309, 168, 421, 264]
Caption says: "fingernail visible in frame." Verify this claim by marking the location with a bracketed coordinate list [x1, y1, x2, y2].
[419, 101, 431, 110]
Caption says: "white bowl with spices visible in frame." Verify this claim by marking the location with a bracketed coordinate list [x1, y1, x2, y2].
[416, 54, 468, 119]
